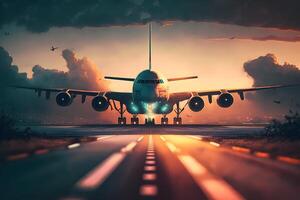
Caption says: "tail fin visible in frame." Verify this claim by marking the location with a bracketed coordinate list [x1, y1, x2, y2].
[148, 23, 152, 71]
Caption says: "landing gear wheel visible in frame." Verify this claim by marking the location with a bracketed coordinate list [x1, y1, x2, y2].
[173, 117, 182, 125]
[118, 117, 126, 125]
[131, 117, 139, 125]
[161, 117, 168, 125]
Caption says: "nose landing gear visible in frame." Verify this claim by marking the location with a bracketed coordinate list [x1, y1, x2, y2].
[145, 118, 155, 125]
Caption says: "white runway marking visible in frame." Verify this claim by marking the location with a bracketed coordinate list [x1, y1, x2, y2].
[121, 142, 137, 153]
[77, 153, 125, 190]
[68, 143, 80, 149]
[96, 136, 113, 141]
[166, 142, 180, 153]
[77, 140, 138, 190]
[187, 135, 203, 140]
[137, 136, 144, 142]
[209, 142, 220, 147]
[160, 136, 166, 141]
[162, 136, 244, 200]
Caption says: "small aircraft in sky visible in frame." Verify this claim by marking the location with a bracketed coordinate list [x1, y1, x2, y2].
[11, 24, 300, 125]
[273, 100, 281, 104]
[50, 46, 59, 51]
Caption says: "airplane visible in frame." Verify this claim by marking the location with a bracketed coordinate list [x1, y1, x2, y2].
[273, 100, 281, 104]
[50, 46, 59, 51]
[11, 23, 300, 125]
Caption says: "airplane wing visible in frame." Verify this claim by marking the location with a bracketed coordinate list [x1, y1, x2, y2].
[167, 76, 198, 82]
[9, 85, 132, 102]
[169, 84, 300, 103]
[10, 85, 102, 96]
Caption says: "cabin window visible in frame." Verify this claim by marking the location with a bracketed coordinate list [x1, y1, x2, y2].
[137, 79, 164, 84]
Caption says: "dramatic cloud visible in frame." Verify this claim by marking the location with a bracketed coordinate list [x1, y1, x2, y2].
[243, 54, 300, 113]
[0, 46, 112, 124]
[250, 35, 300, 42]
[211, 35, 300, 42]
[31, 49, 108, 90]
[1, 0, 300, 32]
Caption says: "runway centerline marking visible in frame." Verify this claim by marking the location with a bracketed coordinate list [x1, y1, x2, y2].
[144, 166, 156, 171]
[146, 156, 155, 160]
[76, 139, 139, 190]
[140, 185, 158, 196]
[161, 136, 244, 200]
[140, 135, 158, 197]
[143, 173, 157, 181]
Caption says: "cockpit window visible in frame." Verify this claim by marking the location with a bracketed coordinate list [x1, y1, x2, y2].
[137, 79, 164, 84]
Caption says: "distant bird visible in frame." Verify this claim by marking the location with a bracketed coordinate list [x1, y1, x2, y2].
[229, 37, 235, 40]
[273, 100, 281, 104]
[50, 46, 59, 51]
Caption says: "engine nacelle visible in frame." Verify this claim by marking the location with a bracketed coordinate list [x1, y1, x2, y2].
[217, 93, 234, 108]
[92, 96, 109, 112]
[188, 96, 205, 112]
[56, 92, 73, 106]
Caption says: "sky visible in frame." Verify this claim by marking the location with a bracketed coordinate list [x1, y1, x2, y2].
[1, 21, 300, 92]
[1, 1, 300, 124]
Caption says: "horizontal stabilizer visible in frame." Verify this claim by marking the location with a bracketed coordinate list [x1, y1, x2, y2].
[168, 76, 198, 82]
[104, 76, 135, 81]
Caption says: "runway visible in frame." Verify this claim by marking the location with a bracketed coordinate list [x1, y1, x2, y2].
[1, 126, 300, 200]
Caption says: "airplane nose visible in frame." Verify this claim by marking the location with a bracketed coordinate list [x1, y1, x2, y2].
[140, 87, 159, 102]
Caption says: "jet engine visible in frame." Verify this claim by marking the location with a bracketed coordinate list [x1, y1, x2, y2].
[188, 96, 205, 112]
[92, 96, 109, 111]
[217, 93, 234, 108]
[56, 92, 73, 106]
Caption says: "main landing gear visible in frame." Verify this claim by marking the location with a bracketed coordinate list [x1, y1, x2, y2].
[131, 114, 139, 125]
[112, 100, 140, 125]
[161, 115, 168, 125]
[160, 102, 185, 125]
[173, 102, 184, 125]
[113, 101, 127, 125]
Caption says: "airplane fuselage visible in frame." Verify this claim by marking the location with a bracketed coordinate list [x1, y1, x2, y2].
[127, 70, 172, 115]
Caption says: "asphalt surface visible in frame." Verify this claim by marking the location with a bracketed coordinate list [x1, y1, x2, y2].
[1, 126, 300, 200]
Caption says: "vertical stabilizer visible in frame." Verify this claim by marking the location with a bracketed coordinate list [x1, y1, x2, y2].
[148, 23, 152, 71]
